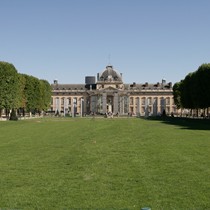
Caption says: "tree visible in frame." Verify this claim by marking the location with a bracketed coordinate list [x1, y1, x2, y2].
[0, 61, 20, 117]
[39, 80, 52, 112]
[173, 81, 182, 109]
[181, 73, 194, 109]
[195, 64, 210, 109]
[23, 75, 52, 114]
[176, 63, 210, 117]
[0, 61, 52, 118]
[23, 74, 40, 114]
[16, 74, 27, 116]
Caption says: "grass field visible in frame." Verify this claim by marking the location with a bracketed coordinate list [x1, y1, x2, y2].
[0, 117, 210, 210]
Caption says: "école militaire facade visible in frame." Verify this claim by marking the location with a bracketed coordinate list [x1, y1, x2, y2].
[51, 65, 177, 116]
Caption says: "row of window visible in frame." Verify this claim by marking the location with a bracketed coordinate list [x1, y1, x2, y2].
[52, 97, 84, 106]
[129, 97, 173, 105]
[129, 107, 177, 115]
[52, 96, 174, 107]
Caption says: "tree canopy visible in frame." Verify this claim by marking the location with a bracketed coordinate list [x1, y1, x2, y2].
[0, 61, 52, 117]
[0, 62, 20, 112]
[173, 63, 210, 112]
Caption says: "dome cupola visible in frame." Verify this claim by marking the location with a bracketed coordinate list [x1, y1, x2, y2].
[98, 65, 122, 82]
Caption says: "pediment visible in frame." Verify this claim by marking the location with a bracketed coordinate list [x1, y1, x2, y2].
[104, 86, 118, 90]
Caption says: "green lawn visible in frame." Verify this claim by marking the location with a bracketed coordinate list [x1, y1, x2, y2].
[0, 117, 210, 209]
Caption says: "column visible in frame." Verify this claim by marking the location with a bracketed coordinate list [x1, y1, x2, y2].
[169, 96, 173, 114]
[56, 97, 60, 113]
[91, 95, 97, 113]
[126, 95, 129, 114]
[119, 96, 124, 115]
[80, 98, 84, 117]
[71, 97, 76, 117]
[157, 97, 161, 114]
[136, 97, 140, 116]
[133, 97, 136, 114]
[113, 93, 119, 114]
[150, 97, 153, 115]
[153, 97, 158, 116]
[52, 97, 56, 112]
[145, 97, 149, 117]
[160, 97, 166, 114]
[83, 96, 87, 114]
[63, 97, 67, 116]
[98, 95, 102, 113]
[102, 93, 107, 114]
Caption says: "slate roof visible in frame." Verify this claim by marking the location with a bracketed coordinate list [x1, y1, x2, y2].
[98, 65, 122, 82]
[51, 84, 86, 90]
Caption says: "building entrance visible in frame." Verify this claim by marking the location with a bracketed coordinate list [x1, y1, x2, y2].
[107, 95, 113, 113]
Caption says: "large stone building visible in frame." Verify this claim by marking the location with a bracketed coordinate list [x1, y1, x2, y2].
[51, 65, 177, 116]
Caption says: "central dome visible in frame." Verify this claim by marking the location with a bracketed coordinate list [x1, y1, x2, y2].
[98, 65, 122, 82]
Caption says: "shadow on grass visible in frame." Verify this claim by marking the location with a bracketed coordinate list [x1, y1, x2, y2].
[146, 116, 210, 130]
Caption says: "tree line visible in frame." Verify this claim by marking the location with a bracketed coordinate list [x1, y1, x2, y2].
[0, 61, 52, 119]
[173, 63, 210, 116]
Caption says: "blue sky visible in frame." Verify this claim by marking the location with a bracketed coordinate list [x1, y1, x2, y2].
[1, 0, 210, 85]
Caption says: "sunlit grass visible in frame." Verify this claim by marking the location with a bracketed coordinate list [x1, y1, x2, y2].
[0, 117, 210, 209]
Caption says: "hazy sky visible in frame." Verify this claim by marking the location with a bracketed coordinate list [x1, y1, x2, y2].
[1, 0, 210, 85]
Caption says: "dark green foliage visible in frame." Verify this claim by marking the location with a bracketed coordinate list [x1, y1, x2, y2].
[196, 64, 210, 108]
[174, 63, 210, 110]
[0, 62, 20, 114]
[173, 81, 182, 109]
[182, 73, 195, 109]
[0, 61, 52, 116]
[23, 75, 52, 113]
[22, 74, 41, 112]
[17, 74, 26, 109]
[39, 79, 52, 111]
